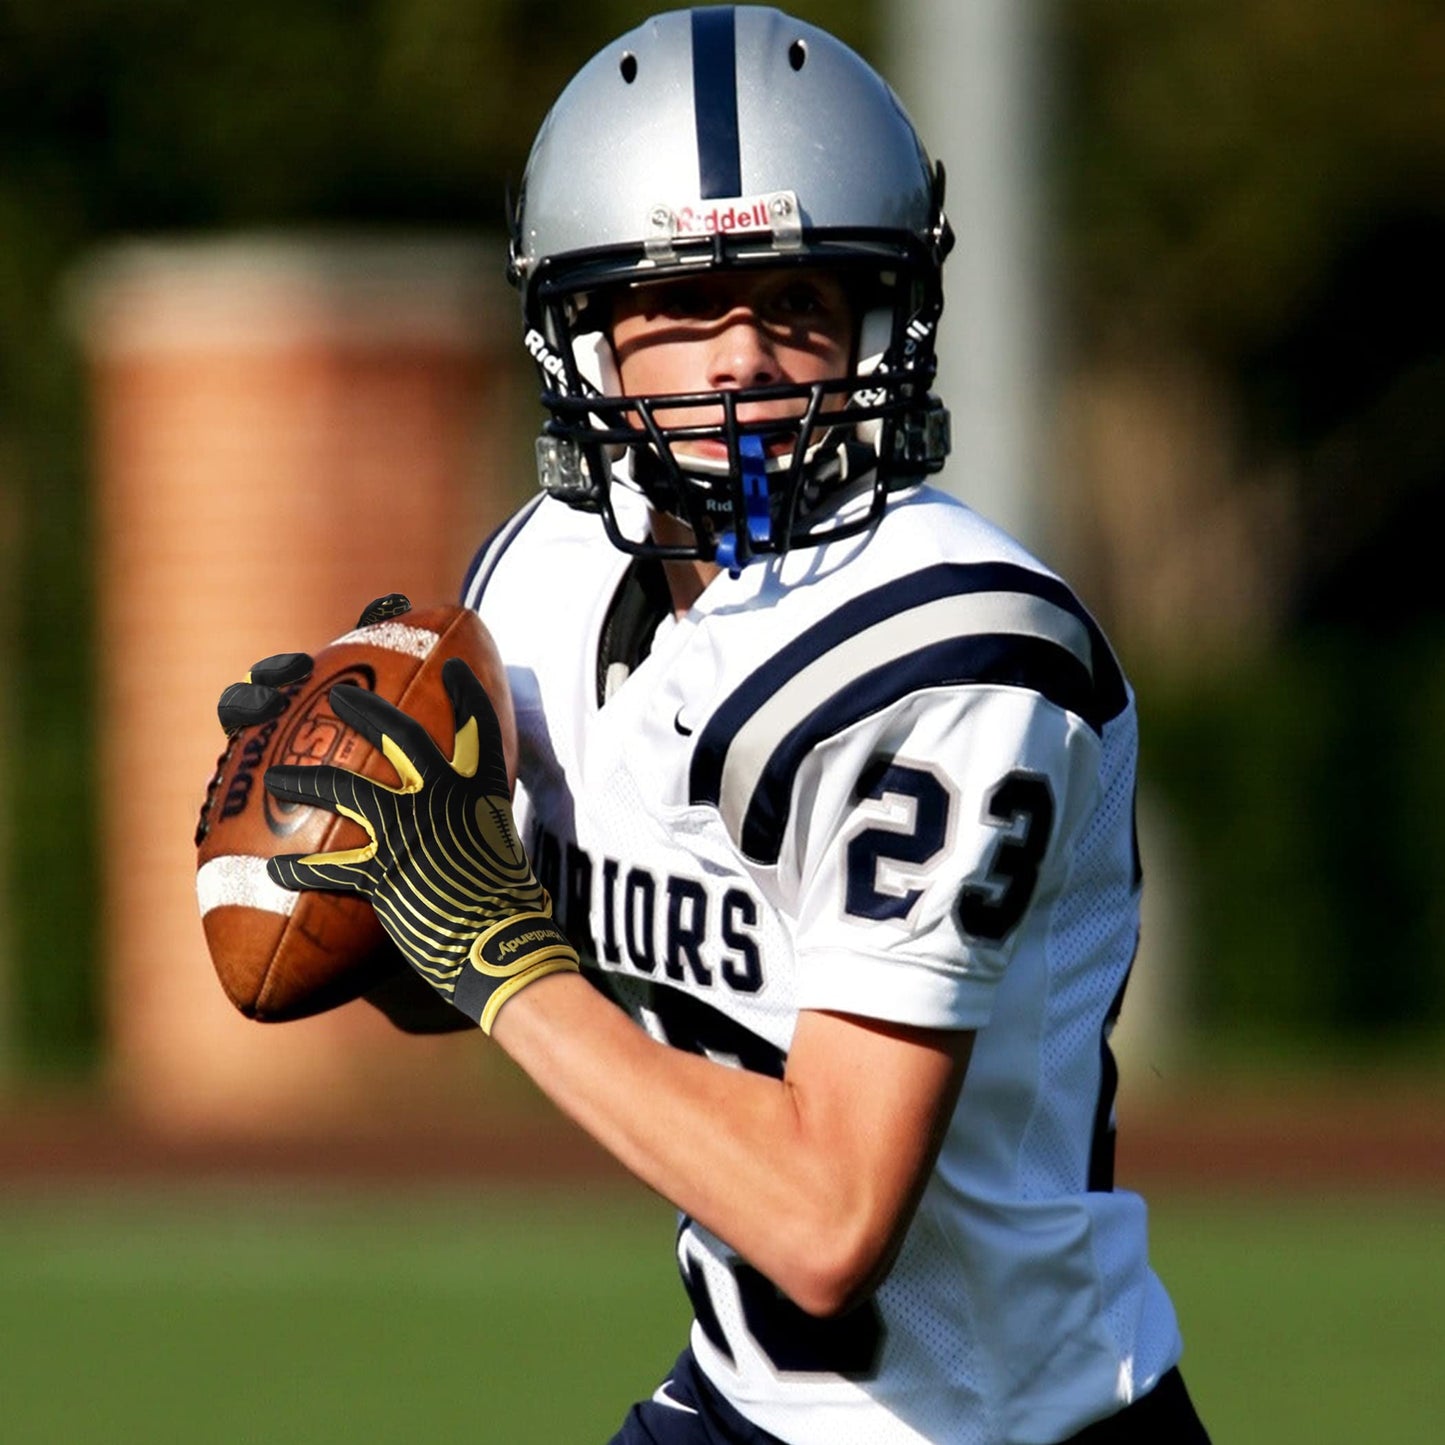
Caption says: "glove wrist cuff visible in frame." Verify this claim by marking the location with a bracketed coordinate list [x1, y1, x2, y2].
[453, 914, 580, 1034]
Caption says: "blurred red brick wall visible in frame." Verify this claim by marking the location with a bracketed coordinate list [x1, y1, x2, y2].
[77, 237, 532, 1134]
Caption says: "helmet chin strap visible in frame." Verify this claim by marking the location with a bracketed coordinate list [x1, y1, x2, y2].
[714, 435, 771, 578]
[619, 425, 882, 559]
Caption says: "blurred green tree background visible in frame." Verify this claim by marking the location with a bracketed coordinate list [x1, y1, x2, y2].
[1, 0, 1441, 1077]
[1060, 0, 1445, 1062]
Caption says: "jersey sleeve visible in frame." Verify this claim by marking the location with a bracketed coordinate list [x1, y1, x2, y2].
[685, 558, 1133, 1033]
[785, 684, 1103, 1030]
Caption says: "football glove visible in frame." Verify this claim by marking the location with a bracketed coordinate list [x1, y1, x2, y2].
[216, 650, 313, 733]
[262, 656, 579, 1033]
[214, 593, 413, 734]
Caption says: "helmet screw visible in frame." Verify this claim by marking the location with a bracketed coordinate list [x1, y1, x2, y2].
[649, 206, 672, 228]
[770, 195, 794, 218]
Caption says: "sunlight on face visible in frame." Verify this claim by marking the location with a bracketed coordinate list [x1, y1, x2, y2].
[609, 268, 856, 453]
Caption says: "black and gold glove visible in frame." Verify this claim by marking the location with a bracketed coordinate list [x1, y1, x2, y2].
[262, 656, 578, 1033]
[215, 651, 313, 734]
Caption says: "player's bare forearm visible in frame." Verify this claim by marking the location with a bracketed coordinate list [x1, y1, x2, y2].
[491, 969, 972, 1317]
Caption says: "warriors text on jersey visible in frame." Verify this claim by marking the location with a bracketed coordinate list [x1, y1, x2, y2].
[463, 482, 1182, 1445]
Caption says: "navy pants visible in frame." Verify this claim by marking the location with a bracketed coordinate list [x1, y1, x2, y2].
[609, 1349, 1211, 1444]
[609, 1350, 786, 1445]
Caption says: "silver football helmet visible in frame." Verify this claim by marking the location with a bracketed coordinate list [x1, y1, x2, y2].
[509, 5, 953, 567]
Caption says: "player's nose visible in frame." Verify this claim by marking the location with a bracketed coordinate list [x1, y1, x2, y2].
[706, 309, 781, 390]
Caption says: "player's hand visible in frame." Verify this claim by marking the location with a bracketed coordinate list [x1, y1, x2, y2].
[262, 657, 579, 1033]
[214, 593, 413, 734]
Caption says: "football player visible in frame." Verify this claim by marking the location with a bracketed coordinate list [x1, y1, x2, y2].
[243, 8, 1212, 1442]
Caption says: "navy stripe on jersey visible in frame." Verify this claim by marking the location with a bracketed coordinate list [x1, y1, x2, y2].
[460, 494, 545, 610]
[733, 634, 1094, 862]
[691, 8, 742, 199]
[689, 562, 1128, 864]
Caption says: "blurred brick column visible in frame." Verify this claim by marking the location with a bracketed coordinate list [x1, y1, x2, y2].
[75, 236, 530, 1134]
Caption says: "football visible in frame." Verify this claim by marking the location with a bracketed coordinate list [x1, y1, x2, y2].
[195, 604, 517, 1023]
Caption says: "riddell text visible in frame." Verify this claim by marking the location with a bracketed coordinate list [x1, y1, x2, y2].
[671, 201, 772, 236]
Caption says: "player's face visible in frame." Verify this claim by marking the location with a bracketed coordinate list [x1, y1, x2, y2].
[609, 268, 855, 460]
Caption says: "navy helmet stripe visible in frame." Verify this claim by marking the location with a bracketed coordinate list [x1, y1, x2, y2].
[735, 634, 1097, 863]
[691, 7, 743, 199]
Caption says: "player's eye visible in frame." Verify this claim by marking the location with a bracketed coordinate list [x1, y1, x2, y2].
[771, 282, 826, 318]
[762, 277, 853, 338]
[652, 282, 724, 321]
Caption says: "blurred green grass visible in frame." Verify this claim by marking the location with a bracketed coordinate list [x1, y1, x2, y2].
[1152, 1195, 1445, 1443]
[0, 1185, 689, 1444]
[0, 1185, 1440, 1443]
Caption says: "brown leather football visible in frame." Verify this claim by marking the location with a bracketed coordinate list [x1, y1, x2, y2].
[195, 604, 516, 1022]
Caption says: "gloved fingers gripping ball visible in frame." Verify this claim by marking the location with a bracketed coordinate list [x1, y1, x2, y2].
[355, 592, 413, 628]
[266, 658, 579, 1033]
[214, 595, 412, 735]
[216, 653, 314, 733]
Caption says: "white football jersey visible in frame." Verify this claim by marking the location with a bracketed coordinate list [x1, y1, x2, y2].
[463, 482, 1182, 1445]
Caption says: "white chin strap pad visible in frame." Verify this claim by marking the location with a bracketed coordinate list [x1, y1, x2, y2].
[571, 330, 621, 396]
[849, 304, 896, 453]
[856, 305, 894, 378]
[572, 329, 627, 460]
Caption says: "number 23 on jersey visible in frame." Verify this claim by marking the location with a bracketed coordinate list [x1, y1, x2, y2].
[845, 759, 1055, 942]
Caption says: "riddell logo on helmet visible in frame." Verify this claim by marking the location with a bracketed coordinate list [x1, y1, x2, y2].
[524, 329, 568, 381]
[670, 200, 773, 237]
[642, 190, 801, 257]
